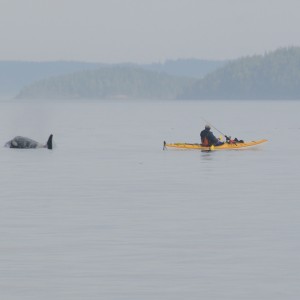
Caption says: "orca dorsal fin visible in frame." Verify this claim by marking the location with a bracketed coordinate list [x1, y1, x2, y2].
[46, 134, 53, 149]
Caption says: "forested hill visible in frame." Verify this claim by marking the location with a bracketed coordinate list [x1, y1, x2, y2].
[179, 47, 300, 100]
[0, 61, 104, 97]
[16, 66, 195, 100]
[0, 59, 224, 97]
[8, 47, 300, 100]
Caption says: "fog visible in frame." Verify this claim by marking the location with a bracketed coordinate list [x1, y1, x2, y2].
[1, 0, 300, 63]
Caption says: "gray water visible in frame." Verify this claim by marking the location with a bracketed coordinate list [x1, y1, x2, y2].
[0, 99, 300, 300]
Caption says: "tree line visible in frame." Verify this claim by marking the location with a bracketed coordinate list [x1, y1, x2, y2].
[16, 47, 300, 100]
[179, 47, 300, 100]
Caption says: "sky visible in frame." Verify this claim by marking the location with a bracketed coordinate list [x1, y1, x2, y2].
[1, 0, 300, 63]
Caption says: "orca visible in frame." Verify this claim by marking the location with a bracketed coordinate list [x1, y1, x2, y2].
[5, 134, 53, 149]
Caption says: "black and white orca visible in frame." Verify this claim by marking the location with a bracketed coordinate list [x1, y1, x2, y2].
[5, 134, 53, 149]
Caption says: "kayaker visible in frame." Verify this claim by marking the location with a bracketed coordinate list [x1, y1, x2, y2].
[200, 125, 224, 146]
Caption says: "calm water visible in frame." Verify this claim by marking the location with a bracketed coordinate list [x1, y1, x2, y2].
[0, 99, 300, 300]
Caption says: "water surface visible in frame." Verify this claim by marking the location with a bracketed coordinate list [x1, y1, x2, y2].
[0, 100, 300, 300]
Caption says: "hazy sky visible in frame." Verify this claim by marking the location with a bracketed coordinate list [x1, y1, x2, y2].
[1, 0, 300, 63]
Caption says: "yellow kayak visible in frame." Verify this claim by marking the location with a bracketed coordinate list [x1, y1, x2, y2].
[163, 139, 268, 150]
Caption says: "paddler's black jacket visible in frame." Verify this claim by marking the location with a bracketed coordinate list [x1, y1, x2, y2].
[200, 128, 219, 146]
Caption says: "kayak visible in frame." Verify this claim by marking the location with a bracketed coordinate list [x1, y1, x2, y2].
[163, 139, 267, 150]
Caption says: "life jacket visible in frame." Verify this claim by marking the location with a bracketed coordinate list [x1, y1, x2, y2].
[201, 136, 210, 146]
